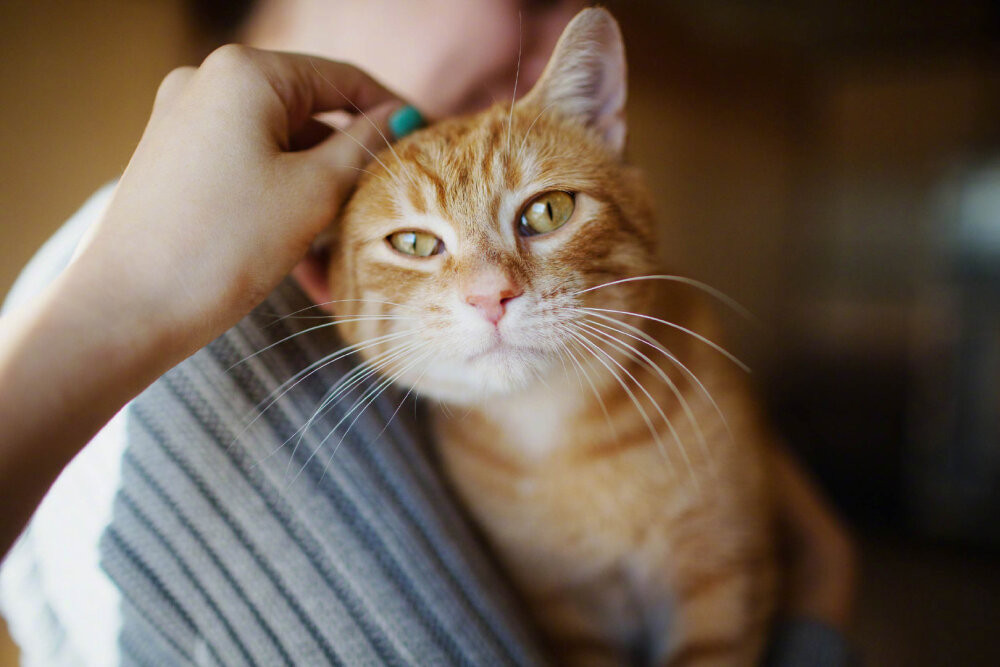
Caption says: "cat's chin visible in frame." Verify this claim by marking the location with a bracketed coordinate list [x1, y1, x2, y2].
[398, 350, 556, 407]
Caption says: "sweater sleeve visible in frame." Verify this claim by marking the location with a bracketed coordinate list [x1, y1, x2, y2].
[766, 617, 860, 667]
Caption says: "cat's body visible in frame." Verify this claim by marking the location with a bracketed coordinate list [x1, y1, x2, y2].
[434, 297, 777, 665]
[308, 9, 779, 665]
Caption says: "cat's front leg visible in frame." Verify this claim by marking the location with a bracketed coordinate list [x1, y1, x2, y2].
[523, 568, 641, 667]
[658, 557, 776, 667]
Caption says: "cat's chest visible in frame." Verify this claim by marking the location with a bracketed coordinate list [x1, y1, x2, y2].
[434, 411, 688, 574]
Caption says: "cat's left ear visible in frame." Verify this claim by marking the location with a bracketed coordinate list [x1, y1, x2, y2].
[521, 8, 627, 154]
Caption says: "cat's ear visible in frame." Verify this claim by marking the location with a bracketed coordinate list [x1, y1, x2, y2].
[522, 8, 627, 153]
[292, 252, 335, 313]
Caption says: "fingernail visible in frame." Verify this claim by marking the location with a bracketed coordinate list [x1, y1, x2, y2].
[388, 105, 425, 140]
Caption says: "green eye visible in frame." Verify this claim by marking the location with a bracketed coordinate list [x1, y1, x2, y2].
[519, 191, 575, 236]
[387, 230, 443, 257]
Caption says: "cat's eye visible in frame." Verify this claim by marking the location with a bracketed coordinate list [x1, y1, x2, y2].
[519, 191, 575, 236]
[387, 230, 444, 257]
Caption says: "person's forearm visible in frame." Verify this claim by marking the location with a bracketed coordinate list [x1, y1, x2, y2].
[0, 257, 192, 556]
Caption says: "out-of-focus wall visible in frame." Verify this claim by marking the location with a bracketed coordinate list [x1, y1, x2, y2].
[790, 57, 996, 359]
[0, 0, 190, 297]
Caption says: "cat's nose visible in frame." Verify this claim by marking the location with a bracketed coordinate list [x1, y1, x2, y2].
[463, 273, 523, 325]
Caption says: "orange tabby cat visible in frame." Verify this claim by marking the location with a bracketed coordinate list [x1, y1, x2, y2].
[303, 8, 778, 665]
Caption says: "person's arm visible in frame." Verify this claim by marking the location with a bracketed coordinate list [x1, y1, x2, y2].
[0, 46, 407, 556]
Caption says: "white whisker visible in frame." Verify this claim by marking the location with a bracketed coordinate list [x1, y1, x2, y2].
[307, 58, 415, 192]
[581, 307, 750, 373]
[233, 328, 418, 451]
[582, 311, 734, 450]
[506, 10, 523, 154]
[563, 323, 677, 478]
[310, 347, 435, 486]
[574, 275, 758, 324]
[230, 315, 411, 370]
[558, 324, 619, 443]
[576, 319, 710, 477]
[517, 100, 560, 159]
[282, 339, 428, 479]
[264, 297, 417, 327]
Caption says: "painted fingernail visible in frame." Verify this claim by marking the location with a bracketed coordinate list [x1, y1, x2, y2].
[388, 105, 425, 140]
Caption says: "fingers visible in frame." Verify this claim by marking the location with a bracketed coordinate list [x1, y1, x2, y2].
[197, 45, 404, 133]
[289, 118, 336, 151]
[282, 52, 402, 115]
[152, 66, 196, 117]
[306, 99, 403, 178]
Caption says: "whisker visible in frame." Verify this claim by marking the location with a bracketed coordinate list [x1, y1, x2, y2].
[517, 100, 560, 159]
[230, 315, 411, 370]
[329, 164, 382, 180]
[582, 311, 734, 450]
[365, 355, 433, 446]
[581, 307, 750, 373]
[281, 339, 427, 479]
[563, 324, 677, 478]
[264, 297, 418, 327]
[576, 319, 710, 477]
[307, 58, 413, 192]
[569, 322, 697, 486]
[246, 336, 422, 469]
[233, 328, 418, 450]
[573, 275, 758, 324]
[506, 10, 523, 154]
[557, 323, 620, 443]
[308, 347, 435, 487]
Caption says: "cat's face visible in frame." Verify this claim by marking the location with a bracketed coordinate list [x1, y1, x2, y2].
[320, 9, 657, 404]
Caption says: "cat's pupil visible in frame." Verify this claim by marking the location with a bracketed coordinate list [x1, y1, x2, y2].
[388, 230, 442, 257]
[519, 191, 575, 236]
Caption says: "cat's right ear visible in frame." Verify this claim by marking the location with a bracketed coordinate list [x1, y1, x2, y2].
[521, 8, 627, 154]
[292, 251, 335, 313]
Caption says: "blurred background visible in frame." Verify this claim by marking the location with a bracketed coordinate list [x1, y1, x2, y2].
[1, 0, 997, 664]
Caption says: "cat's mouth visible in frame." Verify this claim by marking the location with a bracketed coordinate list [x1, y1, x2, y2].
[466, 340, 545, 363]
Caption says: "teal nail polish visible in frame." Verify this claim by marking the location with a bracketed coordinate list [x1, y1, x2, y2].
[389, 105, 425, 139]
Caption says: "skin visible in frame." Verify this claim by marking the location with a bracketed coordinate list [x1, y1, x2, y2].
[0, 47, 405, 555]
[0, 0, 854, 641]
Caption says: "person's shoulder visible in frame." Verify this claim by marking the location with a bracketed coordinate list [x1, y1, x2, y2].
[3, 182, 117, 314]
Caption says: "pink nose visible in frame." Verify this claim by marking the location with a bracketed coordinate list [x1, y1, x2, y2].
[466, 290, 522, 325]
[463, 270, 523, 325]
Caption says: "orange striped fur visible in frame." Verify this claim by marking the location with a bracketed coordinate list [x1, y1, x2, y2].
[320, 9, 778, 665]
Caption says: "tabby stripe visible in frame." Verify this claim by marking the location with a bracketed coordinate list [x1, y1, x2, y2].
[574, 426, 654, 462]
[450, 431, 526, 474]
[410, 155, 449, 211]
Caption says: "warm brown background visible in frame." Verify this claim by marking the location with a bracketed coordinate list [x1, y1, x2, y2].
[2, 1, 998, 665]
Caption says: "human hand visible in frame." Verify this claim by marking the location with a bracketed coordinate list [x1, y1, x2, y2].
[0, 48, 413, 555]
[75, 46, 407, 359]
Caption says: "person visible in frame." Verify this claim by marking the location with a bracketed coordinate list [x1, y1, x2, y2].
[0, 1, 856, 664]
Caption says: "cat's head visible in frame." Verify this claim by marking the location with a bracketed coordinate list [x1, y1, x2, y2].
[303, 8, 659, 404]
